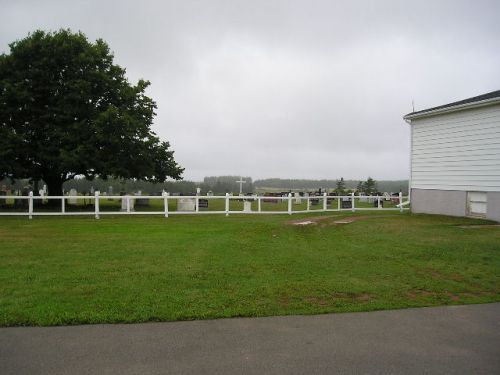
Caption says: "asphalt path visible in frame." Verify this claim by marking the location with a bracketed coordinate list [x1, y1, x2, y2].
[1, 303, 499, 374]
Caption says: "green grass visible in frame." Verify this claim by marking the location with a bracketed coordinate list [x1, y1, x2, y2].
[0, 211, 499, 326]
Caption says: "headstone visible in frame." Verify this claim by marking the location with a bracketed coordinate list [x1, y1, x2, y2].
[264, 194, 279, 203]
[198, 199, 209, 209]
[0, 189, 6, 206]
[243, 201, 252, 212]
[121, 195, 136, 211]
[178, 198, 196, 211]
[294, 192, 302, 204]
[207, 191, 214, 197]
[135, 191, 149, 207]
[341, 200, 352, 209]
[68, 189, 78, 204]
[21, 187, 30, 208]
[196, 187, 201, 195]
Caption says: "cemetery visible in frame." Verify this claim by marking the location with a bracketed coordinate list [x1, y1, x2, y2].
[0, 188, 407, 218]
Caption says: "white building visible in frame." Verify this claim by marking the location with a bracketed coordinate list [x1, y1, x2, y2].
[403, 90, 500, 222]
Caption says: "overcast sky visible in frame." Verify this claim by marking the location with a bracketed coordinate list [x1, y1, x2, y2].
[1, 0, 499, 181]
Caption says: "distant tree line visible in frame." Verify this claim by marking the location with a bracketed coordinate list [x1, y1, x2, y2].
[254, 178, 407, 194]
[200, 176, 254, 194]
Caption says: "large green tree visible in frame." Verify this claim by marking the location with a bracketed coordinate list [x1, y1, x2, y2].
[0, 29, 183, 196]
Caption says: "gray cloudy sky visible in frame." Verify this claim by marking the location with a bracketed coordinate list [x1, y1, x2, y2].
[1, 0, 499, 181]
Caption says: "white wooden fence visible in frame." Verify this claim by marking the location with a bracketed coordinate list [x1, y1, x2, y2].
[0, 192, 409, 219]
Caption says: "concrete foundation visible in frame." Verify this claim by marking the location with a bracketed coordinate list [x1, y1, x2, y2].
[411, 189, 466, 217]
[411, 189, 500, 222]
[487, 192, 500, 222]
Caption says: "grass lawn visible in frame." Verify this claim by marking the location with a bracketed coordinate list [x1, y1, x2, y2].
[0, 211, 499, 326]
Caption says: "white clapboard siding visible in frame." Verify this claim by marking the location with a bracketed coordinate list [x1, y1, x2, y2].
[411, 104, 500, 192]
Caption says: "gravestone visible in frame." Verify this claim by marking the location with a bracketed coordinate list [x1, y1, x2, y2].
[135, 191, 149, 207]
[341, 200, 352, 209]
[21, 187, 30, 208]
[243, 201, 252, 212]
[0, 187, 6, 207]
[121, 194, 135, 211]
[198, 199, 209, 209]
[294, 192, 302, 204]
[207, 191, 214, 197]
[68, 189, 78, 204]
[178, 197, 195, 211]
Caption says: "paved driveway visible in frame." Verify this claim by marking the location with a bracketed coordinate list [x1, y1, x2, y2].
[1, 303, 499, 374]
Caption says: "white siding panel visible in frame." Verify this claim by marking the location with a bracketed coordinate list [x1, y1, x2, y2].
[411, 104, 500, 192]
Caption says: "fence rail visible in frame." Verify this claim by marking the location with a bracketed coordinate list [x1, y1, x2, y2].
[0, 192, 409, 219]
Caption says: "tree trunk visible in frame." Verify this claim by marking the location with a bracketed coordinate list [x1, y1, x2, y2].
[44, 177, 64, 206]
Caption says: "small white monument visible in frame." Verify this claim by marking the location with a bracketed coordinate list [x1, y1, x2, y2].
[121, 195, 135, 211]
[177, 197, 196, 211]
[243, 201, 252, 212]
[294, 192, 302, 204]
[207, 190, 214, 197]
[68, 189, 78, 204]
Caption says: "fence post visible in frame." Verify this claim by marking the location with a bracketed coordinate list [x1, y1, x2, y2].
[307, 197, 310, 211]
[323, 192, 327, 211]
[351, 192, 355, 212]
[126, 195, 130, 213]
[28, 191, 33, 220]
[163, 191, 169, 218]
[195, 195, 199, 213]
[337, 196, 341, 211]
[95, 191, 100, 219]
[258, 197, 261, 212]
[377, 195, 381, 209]
[288, 193, 292, 215]
[225, 193, 229, 216]
[399, 191, 403, 212]
[62, 195, 65, 214]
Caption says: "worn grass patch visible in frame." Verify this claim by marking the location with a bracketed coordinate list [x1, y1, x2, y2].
[0, 211, 499, 326]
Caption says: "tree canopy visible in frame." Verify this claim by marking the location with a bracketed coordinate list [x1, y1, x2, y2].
[0, 29, 183, 195]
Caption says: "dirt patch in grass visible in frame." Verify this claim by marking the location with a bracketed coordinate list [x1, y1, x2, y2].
[288, 216, 335, 226]
[288, 215, 398, 226]
[304, 292, 373, 307]
[415, 267, 465, 282]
